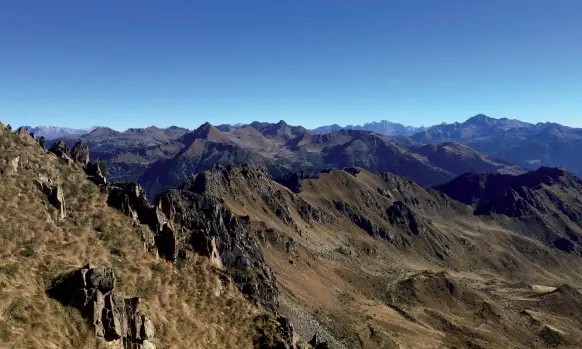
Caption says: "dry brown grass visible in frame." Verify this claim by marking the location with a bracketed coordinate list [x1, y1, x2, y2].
[0, 128, 264, 349]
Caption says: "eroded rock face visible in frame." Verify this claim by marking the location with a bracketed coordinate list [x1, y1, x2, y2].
[107, 182, 156, 225]
[275, 171, 320, 193]
[156, 189, 279, 312]
[49, 140, 74, 164]
[85, 161, 107, 185]
[48, 140, 107, 185]
[71, 142, 90, 165]
[35, 179, 66, 220]
[47, 265, 156, 349]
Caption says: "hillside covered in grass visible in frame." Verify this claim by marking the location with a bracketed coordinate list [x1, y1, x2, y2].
[0, 125, 308, 349]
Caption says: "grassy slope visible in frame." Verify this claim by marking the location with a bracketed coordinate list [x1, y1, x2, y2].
[0, 126, 264, 349]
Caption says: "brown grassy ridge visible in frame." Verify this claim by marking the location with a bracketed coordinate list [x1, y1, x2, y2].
[0, 126, 265, 349]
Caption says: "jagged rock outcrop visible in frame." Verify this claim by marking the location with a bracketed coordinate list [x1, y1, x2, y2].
[308, 333, 330, 349]
[253, 315, 327, 349]
[156, 188, 279, 311]
[49, 140, 74, 164]
[343, 167, 361, 177]
[85, 160, 107, 185]
[35, 179, 66, 220]
[47, 265, 156, 349]
[16, 127, 37, 144]
[107, 182, 157, 226]
[71, 141, 90, 165]
[48, 140, 107, 185]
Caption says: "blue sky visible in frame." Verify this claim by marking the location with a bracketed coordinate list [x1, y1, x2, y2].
[1, 0, 581, 130]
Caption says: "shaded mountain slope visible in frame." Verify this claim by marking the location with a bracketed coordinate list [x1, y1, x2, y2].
[435, 167, 582, 253]
[409, 142, 525, 176]
[43, 120, 527, 200]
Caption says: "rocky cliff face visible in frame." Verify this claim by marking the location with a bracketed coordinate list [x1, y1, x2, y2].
[155, 167, 280, 312]
[48, 265, 156, 349]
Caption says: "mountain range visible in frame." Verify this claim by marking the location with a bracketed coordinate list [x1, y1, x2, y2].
[45, 120, 523, 198]
[23, 114, 582, 199]
[4, 125, 582, 348]
[22, 125, 99, 140]
[312, 120, 426, 136]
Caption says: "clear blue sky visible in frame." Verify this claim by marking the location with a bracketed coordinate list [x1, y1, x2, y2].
[1, 0, 581, 130]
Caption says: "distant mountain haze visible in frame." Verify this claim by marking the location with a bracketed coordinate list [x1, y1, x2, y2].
[410, 114, 582, 173]
[312, 120, 426, 136]
[22, 125, 99, 140]
[48, 119, 522, 198]
[25, 114, 582, 195]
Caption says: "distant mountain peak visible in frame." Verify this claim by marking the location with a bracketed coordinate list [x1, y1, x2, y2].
[465, 114, 494, 125]
[188, 122, 231, 143]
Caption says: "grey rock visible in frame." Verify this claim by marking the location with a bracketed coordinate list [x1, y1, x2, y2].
[35, 180, 66, 220]
[47, 265, 157, 349]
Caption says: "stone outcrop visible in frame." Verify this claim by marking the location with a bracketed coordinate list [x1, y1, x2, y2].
[308, 333, 330, 349]
[35, 179, 66, 220]
[47, 265, 156, 349]
[156, 189, 279, 311]
[48, 140, 107, 185]
[9, 156, 19, 173]
[71, 142, 90, 165]
[85, 160, 107, 185]
[14, 127, 38, 145]
[107, 182, 156, 226]
[49, 140, 74, 164]
[343, 167, 361, 177]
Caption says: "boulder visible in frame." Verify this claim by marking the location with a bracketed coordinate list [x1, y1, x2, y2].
[85, 161, 107, 185]
[49, 141, 74, 164]
[308, 333, 330, 349]
[254, 315, 303, 349]
[35, 180, 66, 220]
[71, 142, 90, 165]
[106, 182, 156, 226]
[9, 156, 19, 173]
[47, 265, 156, 349]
